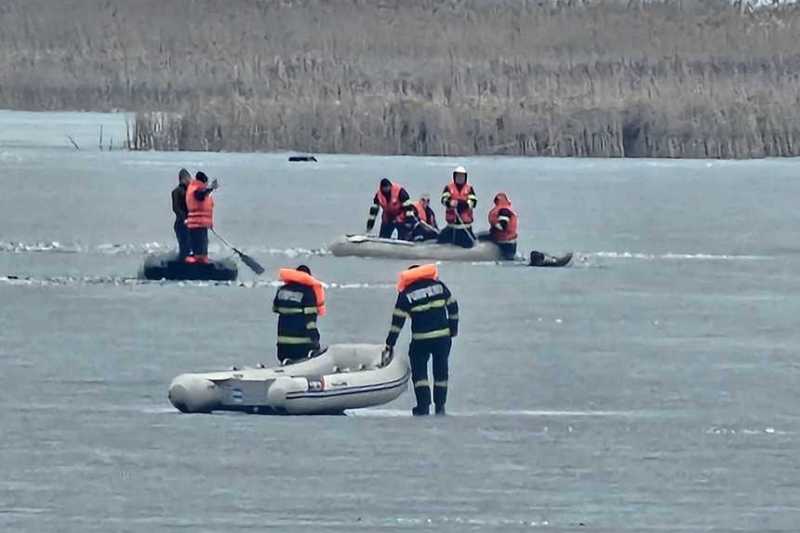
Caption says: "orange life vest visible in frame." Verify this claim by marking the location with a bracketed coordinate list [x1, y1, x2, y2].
[185, 180, 214, 229]
[413, 200, 429, 224]
[397, 264, 438, 292]
[278, 268, 326, 316]
[488, 193, 518, 243]
[444, 182, 474, 226]
[376, 183, 406, 223]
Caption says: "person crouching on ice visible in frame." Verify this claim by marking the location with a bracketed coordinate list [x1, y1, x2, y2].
[184, 171, 219, 264]
[273, 265, 326, 363]
[403, 193, 440, 242]
[486, 192, 519, 260]
[384, 264, 459, 416]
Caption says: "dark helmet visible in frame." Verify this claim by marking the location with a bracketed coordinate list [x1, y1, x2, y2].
[297, 265, 311, 275]
[494, 192, 510, 205]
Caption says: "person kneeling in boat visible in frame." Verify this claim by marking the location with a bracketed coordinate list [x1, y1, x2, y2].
[273, 265, 326, 363]
[437, 166, 477, 248]
[384, 264, 458, 416]
[402, 194, 440, 242]
[171, 168, 192, 260]
[185, 171, 219, 264]
[366, 178, 414, 239]
[482, 192, 519, 260]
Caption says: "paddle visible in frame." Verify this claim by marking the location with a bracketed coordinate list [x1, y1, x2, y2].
[346, 234, 415, 246]
[210, 229, 265, 275]
[417, 219, 440, 237]
[454, 207, 476, 246]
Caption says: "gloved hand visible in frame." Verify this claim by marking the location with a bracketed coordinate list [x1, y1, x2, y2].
[210, 178, 219, 190]
[366, 220, 375, 232]
[449, 200, 458, 208]
[380, 345, 394, 366]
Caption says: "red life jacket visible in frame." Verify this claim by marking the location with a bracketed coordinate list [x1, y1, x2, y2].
[397, 264, 438, 292]
[488, 193, 518, 243]
[444, 182, 474, 226]
[185, 180, 214, 229]
[376, 183, 406, 223]
[413, 200, 429, 224]
[278, 269, 326, 316]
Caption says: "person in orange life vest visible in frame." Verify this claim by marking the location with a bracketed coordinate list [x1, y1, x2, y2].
[485, 192, 519, 260]
[437, 166, 477, 248]
[273, 265, 326, 363]
[385, 264, 458, 416]
[184, 171, 219, 264]
[404, 193, 439, 242]
[366, 178, 415, 239]
[171, 168, 192, 259]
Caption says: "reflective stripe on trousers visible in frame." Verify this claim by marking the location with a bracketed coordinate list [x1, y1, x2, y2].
[277, 336, 313, 345]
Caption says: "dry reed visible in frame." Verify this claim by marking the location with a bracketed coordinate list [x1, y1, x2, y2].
[2, 0, 800, 157]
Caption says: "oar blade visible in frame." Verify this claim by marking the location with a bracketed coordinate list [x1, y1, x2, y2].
[239, 252, 265, 275]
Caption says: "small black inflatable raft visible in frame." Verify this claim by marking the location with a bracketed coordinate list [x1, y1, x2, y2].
[140, 253, 238, 281]
[529, 251, 573, 267]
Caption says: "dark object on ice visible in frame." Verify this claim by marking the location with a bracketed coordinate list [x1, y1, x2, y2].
[529, 251, 573, 267]
[288, 155, 317, 162]
[141, 252, 238, 281]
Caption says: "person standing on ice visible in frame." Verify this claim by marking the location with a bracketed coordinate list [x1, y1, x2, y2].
[184, 171, 219, 264]
[437, 166, 477, 248]
[273, 265, 326, 363]
[384, 264, 458, 416]
[171, 168, 192, 260]
[366, 178, 415, 239]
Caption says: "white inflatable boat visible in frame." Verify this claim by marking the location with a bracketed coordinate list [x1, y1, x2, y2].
[328, 234, 504, 261]
[168, 344, 409, 415]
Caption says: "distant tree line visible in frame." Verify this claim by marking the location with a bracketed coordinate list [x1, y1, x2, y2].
[1, 0, 799, 157]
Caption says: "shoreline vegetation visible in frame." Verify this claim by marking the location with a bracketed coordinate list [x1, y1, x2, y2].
[2, 1, 800, 158]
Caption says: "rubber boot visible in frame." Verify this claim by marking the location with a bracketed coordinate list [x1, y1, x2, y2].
[412, 383, 431, 416]
[433, 383, 448, 409]
[434, 405, 446, 416]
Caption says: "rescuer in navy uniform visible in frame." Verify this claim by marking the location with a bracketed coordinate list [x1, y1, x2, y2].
[384, 264, 459, 416]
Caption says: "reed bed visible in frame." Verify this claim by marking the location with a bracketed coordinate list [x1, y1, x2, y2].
[2, 0, 799, 157]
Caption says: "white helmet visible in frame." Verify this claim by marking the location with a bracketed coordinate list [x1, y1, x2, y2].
[453, 166, 467, 175]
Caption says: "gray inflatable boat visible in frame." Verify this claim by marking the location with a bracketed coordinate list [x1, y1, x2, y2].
[328, 234, 504, 261]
